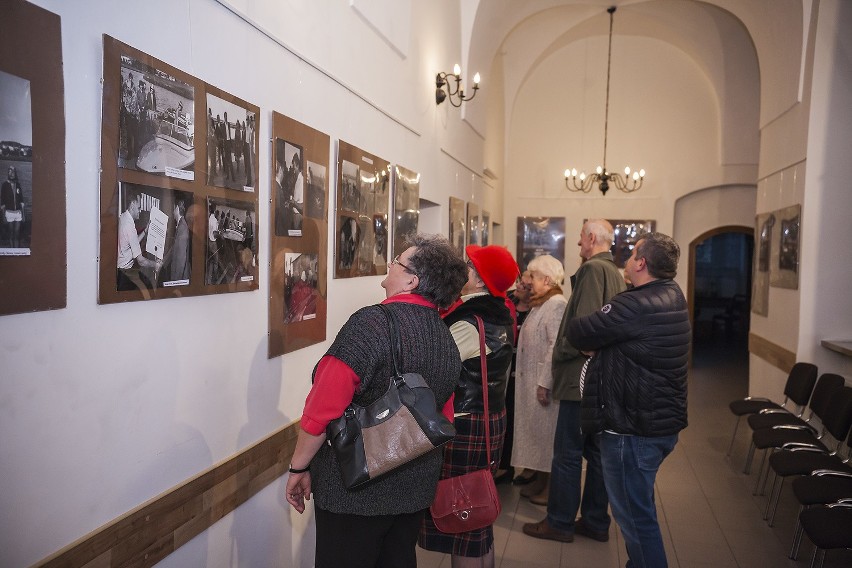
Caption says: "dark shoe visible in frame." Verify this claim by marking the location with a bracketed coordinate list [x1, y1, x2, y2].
[513, 471, 538, 485]
[528, 474, 550, 505]
[574, 518, 610, 542]
[523, 518, 574, 543]
[493, 468, 514, 485]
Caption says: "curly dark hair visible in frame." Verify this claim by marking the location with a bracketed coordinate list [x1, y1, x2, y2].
[404, 233, 467, 309]
[635, 232, 680, 279]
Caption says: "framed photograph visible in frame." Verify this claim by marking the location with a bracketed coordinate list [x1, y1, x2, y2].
[334, 140, 390, 278]
[205, 90, 258, 192]
[751, 211, 773, 315]
[391, 165, 419, 261]
[0, 0, 66, 316]
[609, 219, 656, 268]
[448, 197, 466, 256]
[99, 36, 258, 303]
[467, 202, 480, 247]
[269, 112, 329, 357]
[516, 216, 566, 272]
[481, 211, 491, 246]
[769, 204, 800, 289]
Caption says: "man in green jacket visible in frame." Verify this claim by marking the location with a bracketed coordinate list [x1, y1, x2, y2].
[524, 219, 626, 543]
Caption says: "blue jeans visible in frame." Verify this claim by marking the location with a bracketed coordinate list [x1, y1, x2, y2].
[599, 431, 678, 568]
[546, 401, 610, 533]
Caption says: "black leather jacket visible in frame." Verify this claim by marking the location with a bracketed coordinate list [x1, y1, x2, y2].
[444, 294, 515, 413]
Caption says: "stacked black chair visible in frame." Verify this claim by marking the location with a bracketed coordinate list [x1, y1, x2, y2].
[790, 470, 852, 558]
[759, 386, 852, 525]
[743, 374, 845, 474]
[727, 362, 818, 458]
[798, 501, 852, 568]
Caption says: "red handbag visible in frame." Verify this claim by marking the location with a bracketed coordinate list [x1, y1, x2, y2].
[430, 316, 502, 533]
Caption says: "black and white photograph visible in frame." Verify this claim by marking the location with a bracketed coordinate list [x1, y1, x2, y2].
[610, 219, 656, 268]
[467, 201, 480, 247]
[274, 138, 304, 237]
[481, 211, 490, 246]
[337, 215, 359, 271]
[770, 204, 800, 289]
[305, 160, 326, 220]
[339, 159, 360, 212]
[0, 69, 33, 256]
[391, 165, 419, 260]
[205, 93, 256, 192]
[449, 197, 466, 256]
[284, 252, 318, 324]
[116, 182, 192, 292]
[516, 216, 566, 272]
[118, 56, 195, 180]
[205, 197, 256, 286]
[751, 211, 773, 315]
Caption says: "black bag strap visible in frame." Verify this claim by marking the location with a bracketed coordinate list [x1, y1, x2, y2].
[474, 315, 492, 467]
[378, 303, 403, 379]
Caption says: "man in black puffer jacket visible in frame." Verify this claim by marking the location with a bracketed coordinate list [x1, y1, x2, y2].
[567, 232, 689, 568]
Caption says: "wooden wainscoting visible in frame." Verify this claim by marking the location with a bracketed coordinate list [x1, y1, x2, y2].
[748, 332, 796, 373]
[35, 421, 300, 568]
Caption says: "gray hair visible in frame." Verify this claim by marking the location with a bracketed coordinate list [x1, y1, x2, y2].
[584, 219, 615, 246]
[405, 234, 468, 309]
[527, 254, 564, 286]
[635, 232, 680, 279]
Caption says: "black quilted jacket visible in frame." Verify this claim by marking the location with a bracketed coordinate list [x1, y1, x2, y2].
[567, 278, 690, 437]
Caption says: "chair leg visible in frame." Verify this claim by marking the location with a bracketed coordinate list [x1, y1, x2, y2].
[763, 474, 778, 519]
[767, 476, 785, 526]
[809, 547, 825, 568]
[759, 455, 775, 496]
[727, 416, 741, 457]
[753, 450, 768, 494]
[789, 507, 805, 559]
[744, 441, 756, 474]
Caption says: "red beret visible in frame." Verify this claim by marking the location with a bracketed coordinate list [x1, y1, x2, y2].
[466, 245, 519, 298]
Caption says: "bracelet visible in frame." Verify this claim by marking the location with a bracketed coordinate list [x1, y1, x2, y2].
[289, 464, 310, 474]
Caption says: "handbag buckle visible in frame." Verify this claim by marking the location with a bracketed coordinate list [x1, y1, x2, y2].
[458, 510, 470, 521]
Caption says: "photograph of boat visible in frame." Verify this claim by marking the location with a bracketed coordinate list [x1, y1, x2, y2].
[136, 106, 194, 175]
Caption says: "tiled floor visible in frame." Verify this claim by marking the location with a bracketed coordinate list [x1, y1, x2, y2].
[417, 338, 852, 567]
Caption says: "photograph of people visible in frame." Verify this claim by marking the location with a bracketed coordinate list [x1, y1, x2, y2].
[392, 166, 420, 261]
[284, 234, 468, 568]
[116, 185, 163, 291]
[304, 161, 326, 220]
[159, 192, 193, 286]
[118, 56, 195, 179]
[205, 197, 256, 285]
[448, 197, 466, 256]
[274, 138, 304, 236]
[337, 215, 359, 272]
[283, 252, 318, 323]
[338, 159, 360, 212]
[0, 70, 33, 255]
[205, 93, 256, 192]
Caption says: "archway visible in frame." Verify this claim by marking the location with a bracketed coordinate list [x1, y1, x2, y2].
[688, 225, 753, 350]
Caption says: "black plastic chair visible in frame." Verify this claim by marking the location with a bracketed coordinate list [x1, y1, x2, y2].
[747, 374, 845, 433]
[798, 500, 852, 568]
[728, 362, 817, 458]
[790, 471, 852, 558]
[759, 387, 852, 524]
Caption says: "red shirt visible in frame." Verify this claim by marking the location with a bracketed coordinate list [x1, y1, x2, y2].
[300, 294, 455, 435]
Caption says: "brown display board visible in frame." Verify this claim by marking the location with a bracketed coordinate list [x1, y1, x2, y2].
[0, 0, 66, 316]
[334, 140, 390, 278]
[98, 36, 259, 304]
[268, 112, 330, 357]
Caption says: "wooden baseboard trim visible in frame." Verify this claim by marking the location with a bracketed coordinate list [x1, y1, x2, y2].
[749, 332, 796, 373]
[34, 421, 301, 568]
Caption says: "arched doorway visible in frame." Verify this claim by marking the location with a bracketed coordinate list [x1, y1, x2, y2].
[688, 226, 753, 353]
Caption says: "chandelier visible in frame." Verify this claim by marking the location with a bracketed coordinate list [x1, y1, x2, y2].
[564, 6, 645, 196]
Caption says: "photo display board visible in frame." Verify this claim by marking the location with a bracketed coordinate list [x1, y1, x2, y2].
[98, 36, 260, 304]
[448, 197, 466, 257]
[0, 0, 66, 316]
[390, 165, 420, 261]
[269, 112, 330, 357]
[334, 140, 390, 278]
[516, 216, 566, 272]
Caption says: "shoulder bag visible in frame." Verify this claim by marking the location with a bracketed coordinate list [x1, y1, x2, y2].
[430, 315, 502, 533]
[326, 303, 456, 490]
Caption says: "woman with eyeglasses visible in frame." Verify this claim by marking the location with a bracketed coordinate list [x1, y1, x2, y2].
[419, 244, 519, 568]
[285, 234, 468, 568]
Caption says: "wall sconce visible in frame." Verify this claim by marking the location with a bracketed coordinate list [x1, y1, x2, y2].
[436, 64, 480, 107]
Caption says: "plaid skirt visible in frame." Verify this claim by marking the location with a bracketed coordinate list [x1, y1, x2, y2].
[418, 408, 507, 557]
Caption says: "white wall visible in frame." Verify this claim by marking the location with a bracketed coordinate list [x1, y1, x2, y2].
[0, 1, 501, 566]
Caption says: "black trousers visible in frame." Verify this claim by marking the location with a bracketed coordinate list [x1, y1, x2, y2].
[315, 507, 426, 568]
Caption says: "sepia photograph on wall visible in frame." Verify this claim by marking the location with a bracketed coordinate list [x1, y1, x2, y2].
[334, 140, 390, 279]
[99, 36, 258, 304]
[391, 165, 419, 261]
[0, 0, 66, 316]
[269, 112, 329, 357]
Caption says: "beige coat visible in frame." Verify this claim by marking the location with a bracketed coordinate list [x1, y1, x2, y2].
[511, 293, 568, 472]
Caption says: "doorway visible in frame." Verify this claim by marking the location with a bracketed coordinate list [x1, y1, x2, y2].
[689, 227, 753, 356]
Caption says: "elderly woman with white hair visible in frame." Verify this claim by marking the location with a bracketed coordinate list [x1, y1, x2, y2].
[511, 254, 568, 505]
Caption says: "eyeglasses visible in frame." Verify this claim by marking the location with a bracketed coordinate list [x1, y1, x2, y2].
[390, 254, 416, 274]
